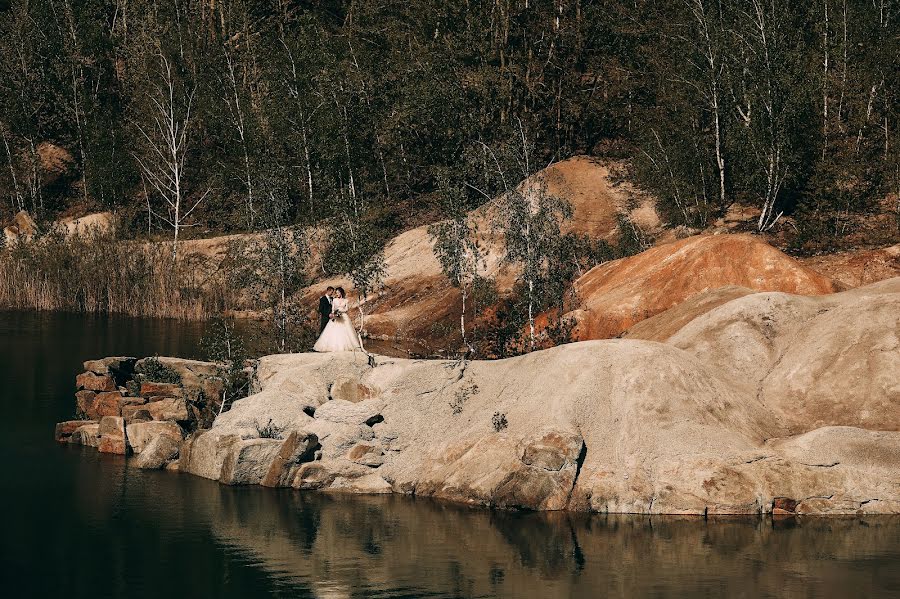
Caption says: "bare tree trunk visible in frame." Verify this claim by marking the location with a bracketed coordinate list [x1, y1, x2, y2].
[141, 175, 151, 237]
[748, 0, 786, 232]
[856, 82, 880, 154]
[2, 133, 22, 212]
[26, 136, 41, 213]
[71, 66, 90, 205]
[460, 287, 467, 348]
[652, 129, 690, 224]
[690, 0, 726, 207]
[836, 0, 848, 130]
[822, 0, 830, 158]
[301, 118, 314, 214]
[223, 49, 255, 228]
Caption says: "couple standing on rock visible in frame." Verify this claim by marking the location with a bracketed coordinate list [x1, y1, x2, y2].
[314, 286, 363, 352]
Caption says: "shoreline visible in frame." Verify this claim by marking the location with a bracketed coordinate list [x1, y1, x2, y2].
[56, 278, 900, 516]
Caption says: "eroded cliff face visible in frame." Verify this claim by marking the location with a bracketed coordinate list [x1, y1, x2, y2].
[61, 277, 900, 515]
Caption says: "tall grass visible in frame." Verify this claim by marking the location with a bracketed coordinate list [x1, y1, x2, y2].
[0, 227, 230, 319]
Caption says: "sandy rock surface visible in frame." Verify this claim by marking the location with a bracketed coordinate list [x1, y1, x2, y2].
[178, 278, 900, 514]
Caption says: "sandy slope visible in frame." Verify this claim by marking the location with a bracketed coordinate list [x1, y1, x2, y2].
[303, 156, 660, 341]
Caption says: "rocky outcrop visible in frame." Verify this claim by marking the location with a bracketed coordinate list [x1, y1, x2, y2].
[60, 278, 899, 514]
[150, 277, 900, 515]
[97, 416, 127, 454]
[61, 356, 227, 466]
[565, 234, 837, 340]
[126, 421, 184, 454]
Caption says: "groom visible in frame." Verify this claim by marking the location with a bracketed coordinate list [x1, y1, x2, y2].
[318, 287, 335, 334]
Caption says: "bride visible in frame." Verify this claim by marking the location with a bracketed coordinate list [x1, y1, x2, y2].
[313, 287, 362, 352]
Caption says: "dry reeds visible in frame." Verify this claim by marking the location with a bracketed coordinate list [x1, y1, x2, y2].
[0, 227, 231, 319]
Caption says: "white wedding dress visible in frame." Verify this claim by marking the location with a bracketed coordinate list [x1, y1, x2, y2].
[313, 297, 362, 352]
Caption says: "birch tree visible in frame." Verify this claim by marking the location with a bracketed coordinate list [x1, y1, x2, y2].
[485, 122, 572, 351]
[428, 176, 482, 350]
[131, 50, 206, 259]
[686, 0, 728, 208]
[737, 0, 799, 231]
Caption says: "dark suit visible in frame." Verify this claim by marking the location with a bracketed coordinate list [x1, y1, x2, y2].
[318, 295, 332, 334]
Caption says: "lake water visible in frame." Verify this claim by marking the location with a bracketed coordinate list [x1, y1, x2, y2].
[2, 310, 900, 598]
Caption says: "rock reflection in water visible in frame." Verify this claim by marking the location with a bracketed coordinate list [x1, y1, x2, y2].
[173, 475, 900, 598]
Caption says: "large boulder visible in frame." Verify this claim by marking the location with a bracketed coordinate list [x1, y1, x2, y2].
[76, 390, 124, 420]
[218, 438, 285, 485]
[314, 399, 383, 426]
[83, 357, 136, 383]
[139, 382, 182, 399]
[565, 234, 836, 340]
[143, 398, 190, 422]
[132, 435, 181, 470]
[260, 431, 320, 487]
[180, 428, 319, 486]
[76, 372, 117, 392]
[126, 420, 184, 454]
[330, 376, 378, 403]
[97, 416, 127, 454]
[58, 211, 115, 238]
[3, 210, 38, 243]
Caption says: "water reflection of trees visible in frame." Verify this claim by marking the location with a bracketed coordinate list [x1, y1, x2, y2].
[176, 478, 900, 598]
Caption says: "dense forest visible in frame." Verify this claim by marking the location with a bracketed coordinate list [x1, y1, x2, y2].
[0, 0, 897, 353]
[1, 0, 896, 238]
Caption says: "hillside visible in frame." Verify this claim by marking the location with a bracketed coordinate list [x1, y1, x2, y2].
[300, 156, 660, 344]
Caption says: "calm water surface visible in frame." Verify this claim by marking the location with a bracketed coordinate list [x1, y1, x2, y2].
[1, 310, 899, 598]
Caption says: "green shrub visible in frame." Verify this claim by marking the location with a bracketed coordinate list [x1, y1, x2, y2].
[138, 356, 181, 384]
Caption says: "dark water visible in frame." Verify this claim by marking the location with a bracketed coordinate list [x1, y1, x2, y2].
[2, 311, 900, 598]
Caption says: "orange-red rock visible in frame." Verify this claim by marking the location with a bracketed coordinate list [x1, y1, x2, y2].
[75, 390, 96, 418]
[139, 382, 182, 398]
[800, 244, 900, 289]
[97, 416, 127, 454]
[623, 285, 756, 342]
[76, 372, 117, 392]
[773, 497, 798, 514]
[94, 392, 124, 417]
[76, 390, 123, 419]
[122, 404, 153, 422]
[565, 234, 836, 340]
